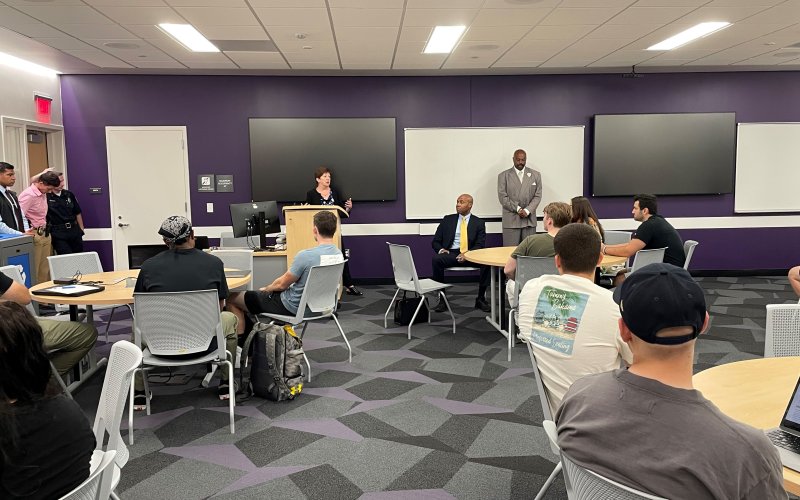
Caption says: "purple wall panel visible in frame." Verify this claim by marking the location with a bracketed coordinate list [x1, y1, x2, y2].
[60, 72, 800, 277]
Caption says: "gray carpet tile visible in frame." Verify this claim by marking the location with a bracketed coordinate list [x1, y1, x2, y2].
[68, 277, 798, 499]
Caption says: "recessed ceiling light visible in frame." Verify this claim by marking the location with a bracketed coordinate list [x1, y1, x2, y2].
[647, 22, 731, 51]
[104, 42, 140, 49]
[158, 24, 218, 52]
[0, 51, 59, 77]
[424, 26, 466, 54]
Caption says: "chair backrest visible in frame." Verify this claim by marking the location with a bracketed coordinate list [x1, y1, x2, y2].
[0, 264, 35, 315]
[765, 304, 800, 357]
[527, 343, 557, 451]
[603, 231, 632, 245]
[210, 249, 255, 290]
[48, 252, 103, 280]
[93, 341, 142, 476]
[683, 240, 698, 270]
[292, 261, 346, 322]
[630, 248, 666, 273]
[133, 289, 224, 357]
[387, 243, 422, 292]
[515, 256, 558, 303]
[58, 450, 116, 500]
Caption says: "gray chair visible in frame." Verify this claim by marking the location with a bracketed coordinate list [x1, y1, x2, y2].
[256, 260, 350, 381]
[58, 450, 116, 500]
[384, 243, 455, 340]
[210, 248, 254, 291]
[90, 340, 142, 500]
[507, 256, 558, 362]
[683, 240, 698, 270]
[629, 247, 666, 274]
[47, 252, 131, 341]
[603, 230, 632, 246]
[542, 420, 667, 500]
[525, 343, 562, 500]
[765, 304, 800, 357]
[129, 289, 234, 444]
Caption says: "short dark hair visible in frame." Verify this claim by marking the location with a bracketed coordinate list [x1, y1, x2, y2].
[313, 210, 337, 238]
[0, 162, 15, 173]
[314, 166, 331, 181]
[543, 202, 572, 228]
[553, 223, 601, 274]
[38, 171, 60, 187]
[634, 194, 658, 215]
[0, 302, 51, 403]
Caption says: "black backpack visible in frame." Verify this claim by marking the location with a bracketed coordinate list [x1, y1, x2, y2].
[238, 322, 305, 402]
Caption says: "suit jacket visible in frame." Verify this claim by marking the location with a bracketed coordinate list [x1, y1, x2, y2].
[497, 167, 542, 229]
[432, 213, 486, 253]
[0, 189, 24, 232]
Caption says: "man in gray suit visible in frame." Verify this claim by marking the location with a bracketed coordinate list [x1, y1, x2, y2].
[498, 149, 542, 246]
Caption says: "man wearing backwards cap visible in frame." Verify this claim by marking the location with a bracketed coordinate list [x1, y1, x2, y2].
[132, 215, 239, 407]
[556, 263, 786, 499]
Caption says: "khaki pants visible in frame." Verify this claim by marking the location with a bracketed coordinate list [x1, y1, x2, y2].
[134, 311, 239, 390]
[32, 231, 52, 284]
[37, 318, 98, 376]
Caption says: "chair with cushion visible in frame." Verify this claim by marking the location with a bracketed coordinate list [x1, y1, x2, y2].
[542, 420, 667, 500]
[58, 450, 116, 500]
[210, 248, 254, 291]
[384, 243, 455, 340]
[128, 289, 234, 444]
[90, 340, 142, 499]
[683, 240, 699, 271]
[47, 252, 131, 341]
[507, 256, 558, 362]
[765, 303, 800, 357]
[525, 343, 562, 500]
[255, 260, 350, 382]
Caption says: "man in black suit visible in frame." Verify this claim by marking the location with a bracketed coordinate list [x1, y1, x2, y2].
[432, 194, 491, 312]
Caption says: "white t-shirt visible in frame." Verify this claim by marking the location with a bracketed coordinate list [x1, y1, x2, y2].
[518, 273, 633, 415]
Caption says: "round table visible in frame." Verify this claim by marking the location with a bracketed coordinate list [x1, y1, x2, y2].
[464, 246, 627, 267]
[693, 356, 800, 495]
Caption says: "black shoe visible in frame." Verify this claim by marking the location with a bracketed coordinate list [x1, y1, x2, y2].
[433, 300, 448, 313]
[475, 297, 491, 313]
[133, 390, 151, 411]
[345, 286, 363, 296]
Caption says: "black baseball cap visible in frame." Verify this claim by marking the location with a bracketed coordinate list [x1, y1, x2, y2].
[612, 263, 707, 345]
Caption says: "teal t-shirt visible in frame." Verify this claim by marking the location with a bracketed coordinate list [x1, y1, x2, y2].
[281, 244, 343, 313]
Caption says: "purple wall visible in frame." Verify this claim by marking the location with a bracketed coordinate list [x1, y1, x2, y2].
[61, 72, 800, 278]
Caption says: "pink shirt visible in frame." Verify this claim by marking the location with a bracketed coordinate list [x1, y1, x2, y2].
[18, 184, 48, 228]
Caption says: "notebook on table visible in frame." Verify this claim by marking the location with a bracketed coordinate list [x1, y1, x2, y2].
[32, 284, 105, 297]
[766, 376, 800, 472]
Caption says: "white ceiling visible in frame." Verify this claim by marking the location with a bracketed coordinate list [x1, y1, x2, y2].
[1, 0, 800, 75]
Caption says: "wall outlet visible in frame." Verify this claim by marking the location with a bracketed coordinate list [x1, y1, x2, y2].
[206, 202, 214, 213]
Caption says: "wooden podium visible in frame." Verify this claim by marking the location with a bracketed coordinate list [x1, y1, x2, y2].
[283, 205, 348, 268]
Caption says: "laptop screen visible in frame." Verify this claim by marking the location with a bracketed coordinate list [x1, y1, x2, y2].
[781, 377, 800, 433]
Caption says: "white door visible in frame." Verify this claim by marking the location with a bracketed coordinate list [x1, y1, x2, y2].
[106, 127, 190, 270]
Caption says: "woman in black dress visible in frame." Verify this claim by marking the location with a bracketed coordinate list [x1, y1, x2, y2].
[305, 166, 362, 296]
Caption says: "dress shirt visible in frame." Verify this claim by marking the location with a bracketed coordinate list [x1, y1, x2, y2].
[18, 184, 48, 227]
[0, 185, 29, 234]
[451, 213, 471, 251]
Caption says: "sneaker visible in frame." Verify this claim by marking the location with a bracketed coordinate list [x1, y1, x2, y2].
[133, 390, 151, 411]
[475, 297, 491, 313]
[345, 285, 363, 296]
[218, 380, 239, 401]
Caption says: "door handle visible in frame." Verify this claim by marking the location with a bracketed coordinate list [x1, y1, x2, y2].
[118, 223, 130, 227]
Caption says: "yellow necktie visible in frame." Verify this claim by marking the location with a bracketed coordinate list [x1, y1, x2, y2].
[460, 217, 468, 253]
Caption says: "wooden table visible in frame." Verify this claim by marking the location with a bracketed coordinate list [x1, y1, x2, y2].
[693, 356, 800, 495]
[464, 246, 627, 361]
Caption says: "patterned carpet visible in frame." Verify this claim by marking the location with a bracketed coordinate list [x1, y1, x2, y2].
[68, 275, 797, 500]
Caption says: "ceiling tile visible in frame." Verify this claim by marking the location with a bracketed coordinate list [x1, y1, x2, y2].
[174, 7, 258, 25]
[632, 0, 705, 6]
[337, 39, 395, 53]
[541, 7, 624, 25]
[254, 7, 330, 26]
[330, 8, 402, 27]
[588, 49, 656, 66]
[123, 24, 165, 38]
[462, 25, 530, 41]
[492, 59, 544, 68]
[442, 57, 495, 69]
[85, 0, 167, 6]
[740, 1, 800, 24]
[335, 26, 398, 41]
[403, 8, 478, 26]
[184, 59, 238, 67]
[482, 0, 560, 7]
[282, 49, 338, 62]
[394, 41, 426, 54]
[406, 0, 482, 7]
[676, 5, 776, 25]
[273, 39, 335, 52]
[58, 24, 137, 39]
[329, 0, 403, 7]
[167, 0, 246, 5]
[92, 6, 186, 25]
[266, 25, 333, 41]
[0, 7, 39, 26]
[472, 8, 550, 26]
[63, 48, 132, 67]
[561, 0, 634, 5]
[392, 53, 445, 69]
[1, 23, 67, 38]
[341, 62, 391, 69]
[14, 6, 113, 24]
[199, 25, 269, 40]
[289, 61, 339, 69]
[523, 24, 595, 40]
[585, 23, 661, 39]
[130, 60, 186, 68]
[246, 0, 323, 7]
[608, 6, 694, 24]
[34, 37, 94, 51]
[398, 26, 431, 43]
[225, 50, 289, 68]
[3, 0, 84, 5]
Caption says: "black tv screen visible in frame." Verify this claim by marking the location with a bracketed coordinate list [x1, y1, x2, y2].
[249, 118, 397, 202]
[592, 112, 735, 196]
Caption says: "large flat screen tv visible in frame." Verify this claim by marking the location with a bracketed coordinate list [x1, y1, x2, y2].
[249, 117, 397, 202]
[592, 112, 735, 196]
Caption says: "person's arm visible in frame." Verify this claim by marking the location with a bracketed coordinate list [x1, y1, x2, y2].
[260, 270, 298, 293]
[497, 171, 516, 214]
[1, 279, 31, 305]
[504, 256, 517, 279]
[603, 238, 645, 258]
[76, 213, 85, 231]
[432, 219, 447, 253]
[0, 213, 23, 235]
[304, 189, 317, 205]
[523, 171, 542, 217]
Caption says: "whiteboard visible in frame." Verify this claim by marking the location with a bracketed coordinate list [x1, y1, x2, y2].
[404, 126, 584, 219]
[735, 123, 800, 213]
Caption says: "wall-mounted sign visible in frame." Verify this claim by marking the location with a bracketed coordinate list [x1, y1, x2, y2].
[216, 175, 234, 193]
[198, 174, 215, 192]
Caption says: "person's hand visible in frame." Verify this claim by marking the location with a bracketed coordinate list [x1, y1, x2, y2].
[438, 249, 449, 254]
[456, 253, 465, 263]
[24, 228, 35, 235]
[517, 208, 526, 217]
[259, 286, 269, 292]
[345, 198, 353, 211]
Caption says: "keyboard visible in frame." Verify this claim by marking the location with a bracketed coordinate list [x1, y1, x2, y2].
[767, 428, 800, 453]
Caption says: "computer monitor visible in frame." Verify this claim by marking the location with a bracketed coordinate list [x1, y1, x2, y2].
[229, 201, 280, 250]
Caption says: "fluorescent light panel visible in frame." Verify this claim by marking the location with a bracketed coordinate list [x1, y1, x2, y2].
[158, 24, 219, 53]
[647, 22, 731, 51]
[424, 26, 466, 54]
[0, 52, 59, 77]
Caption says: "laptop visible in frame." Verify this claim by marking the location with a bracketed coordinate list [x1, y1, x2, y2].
[766, 376, 800, 472]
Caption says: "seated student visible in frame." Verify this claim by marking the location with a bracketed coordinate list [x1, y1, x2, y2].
[133, 215, 239, 405]
[570, 196, 604, 241]
[0, 265, 97, 377]
[789, 266, 800, 297]
[556, 263, 786, 499]
[430, 193, 491, 313]
[227, 210, 343, 323]
[517, 223, 632, 413]
[0, 301, 95, 499]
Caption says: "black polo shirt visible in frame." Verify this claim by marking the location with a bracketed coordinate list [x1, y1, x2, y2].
[46, 189, 82, 226]
[634, 215, 686, 268]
